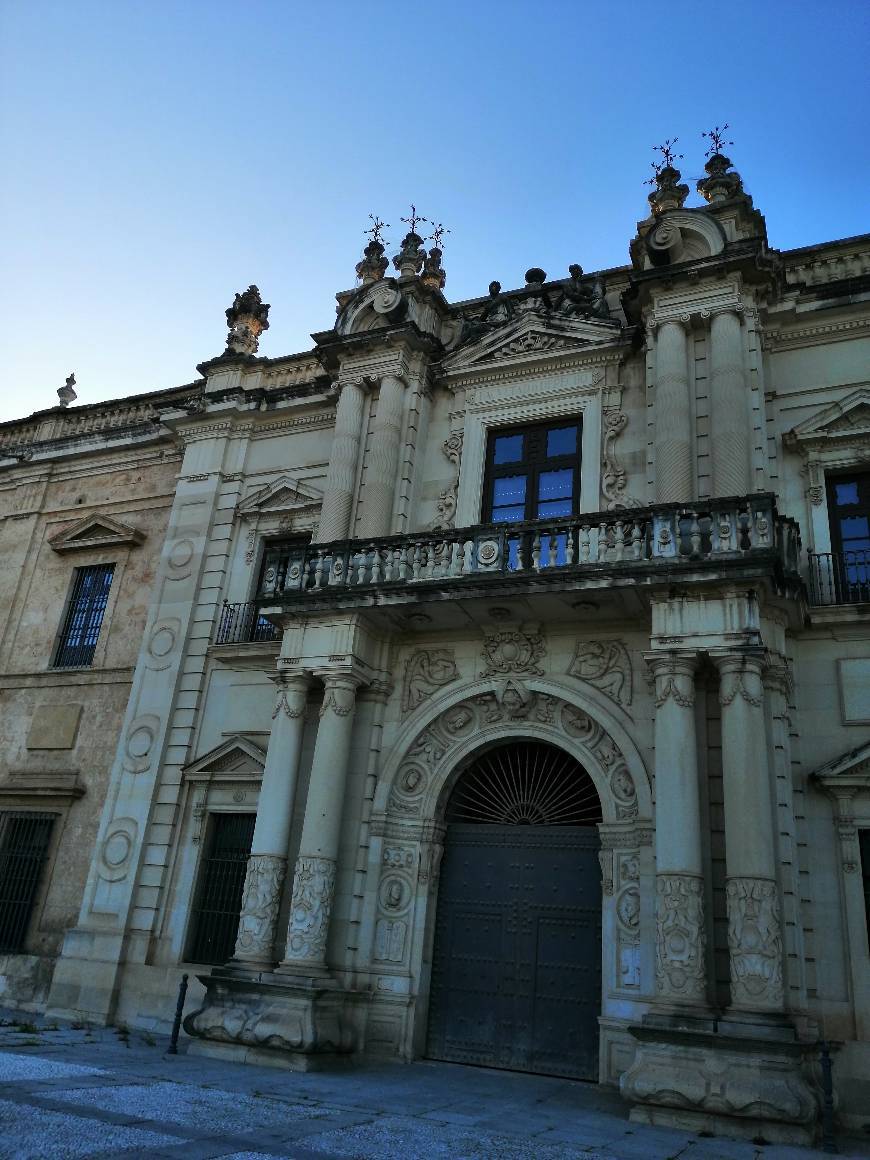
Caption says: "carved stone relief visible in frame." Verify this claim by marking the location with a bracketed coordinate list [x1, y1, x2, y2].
[569, 640, 633, 708]
[284, 856, 336, 964]
[601, 408, 641, 510]
[726, 876, 784, 1007]
[480, 628, 546, 676]
[401, 649, 459, 715]
[235, 854, 286, 960]
[431, 431, 463, 532]
[655, 873, 707, 1002]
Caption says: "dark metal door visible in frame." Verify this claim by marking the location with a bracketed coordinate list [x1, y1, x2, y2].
[427, 823, 602, 1080]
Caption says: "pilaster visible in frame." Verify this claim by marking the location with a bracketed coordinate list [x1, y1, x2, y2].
[313, 379, 368, 543]
[357, 374, 406, 538]
[709, 308, 751, 496]
[652, 318, 692, 502]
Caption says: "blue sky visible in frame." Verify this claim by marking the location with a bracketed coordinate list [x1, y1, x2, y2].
[1, 0, 868, 421]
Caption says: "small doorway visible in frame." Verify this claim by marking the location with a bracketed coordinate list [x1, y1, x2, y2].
[426, 741, 603, 1080]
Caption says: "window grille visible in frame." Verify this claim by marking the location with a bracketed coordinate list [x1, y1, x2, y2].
[188, 813, 255, 965]
[52, 563, 115, 668]
[0, 812, 56, 953]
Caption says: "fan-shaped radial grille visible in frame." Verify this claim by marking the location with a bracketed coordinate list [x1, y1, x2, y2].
[446, 742, 602, 827]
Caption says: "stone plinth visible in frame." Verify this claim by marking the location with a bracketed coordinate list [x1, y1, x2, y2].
[183, 970, 369, 1071]
[620, 1020, 822, 1146]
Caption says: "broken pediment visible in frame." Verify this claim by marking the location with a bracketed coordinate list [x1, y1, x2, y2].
[237, 476, 323, 520]
[444, 314, 620, 373]
[784, 388, 870, 452]
[49, 513, 145, 553]
[183, 735, 267, 780]
[811, 739, 870, 793]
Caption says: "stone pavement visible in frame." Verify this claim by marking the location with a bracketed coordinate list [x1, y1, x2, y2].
[0, 1012, 867, 1160]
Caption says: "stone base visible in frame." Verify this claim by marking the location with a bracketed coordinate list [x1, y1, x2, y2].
[187, 1036, 355, 1072]
[620, 1018, 822, 1147]
[182, 968, 369, 1064]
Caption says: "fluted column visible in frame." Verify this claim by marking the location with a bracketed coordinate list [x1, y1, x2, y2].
[653, 319, 693, 503]
[314, 380, 367, 543]
[357, 374, 406, 538]
[279, 671, 361, 974]
[709, 309, 751, 497]
[232, 673, 309, 966]
[647, 653, 708, 1007]
[713, 652, 785, 1013]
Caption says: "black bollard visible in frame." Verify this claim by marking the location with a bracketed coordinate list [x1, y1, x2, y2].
[167, 973, 189, 1056]
[820, 1039, 837, 1154]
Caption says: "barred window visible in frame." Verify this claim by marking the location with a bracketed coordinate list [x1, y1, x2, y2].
[53, 563, 115, 668]
[187, 813, 255, 965]
[0, 812, 56, 952]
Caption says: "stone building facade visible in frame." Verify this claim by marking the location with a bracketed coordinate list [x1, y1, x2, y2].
[2, 149, 869, 1144]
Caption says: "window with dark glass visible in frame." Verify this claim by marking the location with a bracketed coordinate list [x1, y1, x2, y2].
[52, 563, 115, 668]
[187, 813, 255, 965]
[483, 420, 581, 524]
[0, 812, 56, 952]
[826, 470, 870, 602]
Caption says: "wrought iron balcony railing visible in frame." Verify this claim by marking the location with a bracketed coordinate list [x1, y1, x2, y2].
[807, 550, 870, 606]
[215, 600, 281, 645]
[230, 494, 798, 611]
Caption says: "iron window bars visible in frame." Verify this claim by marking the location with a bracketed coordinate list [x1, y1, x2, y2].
[52, 563, 115, 668]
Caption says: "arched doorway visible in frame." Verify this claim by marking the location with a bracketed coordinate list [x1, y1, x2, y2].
[426, 740, 603, 1080]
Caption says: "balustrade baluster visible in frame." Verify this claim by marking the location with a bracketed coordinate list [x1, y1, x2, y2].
[532, 531, 542, 572]
[689, 512, 702, 556]
[355, 550, 367, 585]
[309, 550, 321, 590]
[424, 542, 436, 580]
[449, 541, 462, 577]
[598, 521, 608, 563]
[716, 511, 733, 553]
[565, 526, 575, 566]
[631, 521, 643, 560]
[383, 549, 394, 582]
[579, 525, 591, 563]
[547, 531, 558, 569]
[614, 521, 625, 562]
[411, 544, 422, 581]
[370, 546, 381, 584]
[462, 540, 474, 574]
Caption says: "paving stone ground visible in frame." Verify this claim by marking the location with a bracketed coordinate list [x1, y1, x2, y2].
[0, 1010, 867, 1160]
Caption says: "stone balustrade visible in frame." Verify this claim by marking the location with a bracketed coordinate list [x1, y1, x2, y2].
[255, 494, 799, 603]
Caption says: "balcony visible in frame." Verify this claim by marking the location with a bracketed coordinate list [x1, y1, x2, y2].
[807, 550, 870, 606]
[214, 495, 801, 642]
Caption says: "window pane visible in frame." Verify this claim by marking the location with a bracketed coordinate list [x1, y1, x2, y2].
[493, 434, 524, 464]
[538, 499, 574, 518]
[493, 475, 526, 506]
[492, 505, 527, 523]
[840, 516, 869, 542]
[538, 469, 574, 501]
[835, 481, 860, 506]
[53, 564, 114, 668]
[546, 426, 578, 457]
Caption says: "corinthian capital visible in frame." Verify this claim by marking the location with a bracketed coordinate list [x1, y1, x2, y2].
[645, 652, 699, 709]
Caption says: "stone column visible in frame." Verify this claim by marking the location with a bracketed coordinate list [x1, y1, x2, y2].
[279, 672, 361, 975]
[231, 673, 310, 966]
[709, 309, 751, 497]
[713, 652, 785, 1013]
[314, 380, 367, 543]
[647, 653, 708, 1007]
[357, 374, 406, 539]
[653, 319, 692, 503]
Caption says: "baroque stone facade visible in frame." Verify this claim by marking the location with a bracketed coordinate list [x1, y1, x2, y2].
[2, 154, 870, 1143]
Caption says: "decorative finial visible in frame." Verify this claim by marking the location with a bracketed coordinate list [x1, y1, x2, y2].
[428, 221, 450, 249]
[697, 125, 744, 204]
[57, 372, 77, 408]
[702, 124, 734, 159]
[365, 214, 390, 247]
[401, 204, 428, 237]
[646, 139, 689, 215]
[224, 285, 270, 356]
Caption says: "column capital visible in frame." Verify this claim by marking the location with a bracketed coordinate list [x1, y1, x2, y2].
[710, 650, 765, 708]
[644, 651, 700, 708]
[315, 668, 365, 717]
[270, 672, 310, 720]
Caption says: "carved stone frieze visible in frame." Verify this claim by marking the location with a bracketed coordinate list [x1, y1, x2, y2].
[234, 854, 286, 960]
[284, 856, 336, 964]
[402, 649, 459, 715]
[726, 876, 784, 1007]
[655, 873, 707, 1002]
[481, 629, 546, 676]
[569, 639, 633, 707]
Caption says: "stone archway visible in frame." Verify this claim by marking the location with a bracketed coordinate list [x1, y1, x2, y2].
[365, 682, 653, 1072]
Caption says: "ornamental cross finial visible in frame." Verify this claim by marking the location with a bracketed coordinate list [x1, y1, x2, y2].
[653, 137, 683, 169]
[401, 204, 428, 236]
[428, 221, 450, 249]
[365, 214, 389, 246]
[702, 123, 734, 158]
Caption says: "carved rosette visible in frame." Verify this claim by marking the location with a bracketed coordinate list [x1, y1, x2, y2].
[234, 854, 287, 961]
[284, 856, 337, 964]
[480, 629, 546, 676]
[726, 876, 784, 1008]
[655, 873, 707, 1002]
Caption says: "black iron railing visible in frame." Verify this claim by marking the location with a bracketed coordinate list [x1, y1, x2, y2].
[807, 550, 870, 606]
[215, 600, 281, 645]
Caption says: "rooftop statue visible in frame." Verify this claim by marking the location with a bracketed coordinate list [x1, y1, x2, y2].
[225, 285, 270, 357]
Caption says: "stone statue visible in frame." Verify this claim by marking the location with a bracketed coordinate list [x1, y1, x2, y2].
[225, 285, 270, 356]
[559, 264, 594, 316]
[57, 373, 77, 408]
[457, 280, 514, 346]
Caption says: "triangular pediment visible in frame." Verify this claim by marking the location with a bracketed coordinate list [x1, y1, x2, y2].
[444, 313, 620, 373]
[237, 476, 323, 518]
[785, 388, 870, 449]
[811, 739, 870, 790]
[49, 513, 145, 553]
[183, 735, 267, 778]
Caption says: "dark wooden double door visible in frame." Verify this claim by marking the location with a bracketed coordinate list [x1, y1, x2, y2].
[426, 823, 602, 1080]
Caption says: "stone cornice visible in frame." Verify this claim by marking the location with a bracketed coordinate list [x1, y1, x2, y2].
[765, 316, 870, 352]
[443, 346, 623, 390]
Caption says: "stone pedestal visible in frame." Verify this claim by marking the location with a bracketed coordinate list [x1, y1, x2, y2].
[621, 1022, 821, 1146]
[230, 673, 309, 968]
